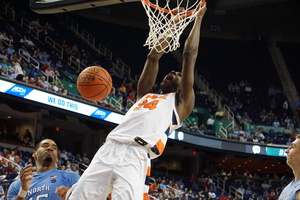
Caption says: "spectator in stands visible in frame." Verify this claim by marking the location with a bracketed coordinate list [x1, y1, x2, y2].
[62, 89, 68, 96]
[19, 36, 29, 47]
[244, 84, 252, 96]
[261, 180, 270, 190]
[206, 115, 215, 134]
[233, 83, 240, 94]
[27, 38, 35, 47]
[237, 185, 245, 196]
[0, 57, 10, 71]
[13, 147, 22, 160]
[159, 179, 167, 192]
[219, 192, 230, 200]
[1, 149, 9, 160]
[30, 18, 42, 31]
[7, 139, 80, 200]
[81, 153, 90, 165]
[208, 189, 216, 199]
[22, 129, 33, 146]
[39, 76, 50, 89]
[27, 77, 37, 86]
[255, 129, 265, 143]
[44, 67, 55, 82]
[3, 69, 15, 79]
[0, 50, 7, 60]
[8, 151, 15, 162]
[5, 162, 14, 174]
[0, 32, 10, 45]
[12, 60, 24, 81]
[60, 149, 69, 162]
[272, 118, 280, 127]
[215, 108, 224, 120]
[6, 166, 19, 180]
[42, 22, 54, 35]
[189, 122, 203, 135]
[24, 157, 33, 167]
[55, 60, 64, 69]
[228, 127, 240, 140]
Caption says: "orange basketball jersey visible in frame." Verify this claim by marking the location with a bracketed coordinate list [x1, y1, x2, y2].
[106, 92, 181, 159]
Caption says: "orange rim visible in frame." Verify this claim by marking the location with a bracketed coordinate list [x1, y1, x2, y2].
[141, 0, 205, 15]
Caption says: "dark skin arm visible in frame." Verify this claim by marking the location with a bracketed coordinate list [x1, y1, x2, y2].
[137, 8, 191, 100]
[137, 4, 207, 125]
[137, 37, 168, 100]
[176, 5, 207, 123]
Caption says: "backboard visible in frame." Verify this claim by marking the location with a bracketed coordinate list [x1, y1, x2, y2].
[30, 0, 140, 14]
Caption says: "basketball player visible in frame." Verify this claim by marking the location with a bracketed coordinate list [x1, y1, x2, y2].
[7, 139, 80, 200]
[279, 134, 300, 200]
[67, 3, 207, 200]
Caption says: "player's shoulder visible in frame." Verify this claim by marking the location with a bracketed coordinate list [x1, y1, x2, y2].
[8, 180, 21, 188]
[60, 170, 80, 179]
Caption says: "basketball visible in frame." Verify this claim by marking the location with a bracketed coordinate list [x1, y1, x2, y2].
[77, 66, 112, 101]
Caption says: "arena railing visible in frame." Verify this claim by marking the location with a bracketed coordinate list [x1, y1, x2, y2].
[20, 17, 40, 40]
[0, 0, 15, 21]
[18, 48, 40, 70]
[45, 36, 64, 59]
[68, 55, 87, 73]
[229, 186, 243, 200]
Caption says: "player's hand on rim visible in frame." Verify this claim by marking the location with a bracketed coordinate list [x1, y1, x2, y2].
[171, 7, 188, 24]
[195, 1, 207, 18]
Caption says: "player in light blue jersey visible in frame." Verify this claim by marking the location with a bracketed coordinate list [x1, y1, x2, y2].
[279, 134, 300, 200]
[7, 139, 80, 200]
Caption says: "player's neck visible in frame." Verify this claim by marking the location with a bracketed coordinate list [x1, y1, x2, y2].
[36, 164, 57, 173]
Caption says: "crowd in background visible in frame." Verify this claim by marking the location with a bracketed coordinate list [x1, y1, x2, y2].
[0, 144, 294, 200]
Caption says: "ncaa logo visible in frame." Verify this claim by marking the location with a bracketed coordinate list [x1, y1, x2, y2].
[10, 86, 27, 96]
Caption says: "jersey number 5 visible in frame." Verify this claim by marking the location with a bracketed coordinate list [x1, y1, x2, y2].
[134, 100, 159, 110]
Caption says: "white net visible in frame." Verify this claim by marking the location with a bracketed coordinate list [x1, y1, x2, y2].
[141, 0, 204, 53]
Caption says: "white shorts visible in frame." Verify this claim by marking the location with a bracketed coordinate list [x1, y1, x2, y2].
[66, 140, 151, 200]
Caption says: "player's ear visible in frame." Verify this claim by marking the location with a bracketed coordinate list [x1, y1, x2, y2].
[32, 151, 37, 160]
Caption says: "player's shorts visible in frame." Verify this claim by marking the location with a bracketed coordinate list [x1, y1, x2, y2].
[66, 140, 151, 200]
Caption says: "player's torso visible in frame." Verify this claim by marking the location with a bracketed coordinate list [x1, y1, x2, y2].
[107, 92, 180, 145]
[26, 170, 66, 200]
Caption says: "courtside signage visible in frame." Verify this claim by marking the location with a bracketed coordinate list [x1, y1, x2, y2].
[0, 79, 124, 124]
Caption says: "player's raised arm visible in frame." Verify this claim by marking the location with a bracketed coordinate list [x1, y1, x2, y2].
[137, 48, 162, 100]
[176, 4, 207, 123]
[137, 10, 187, 100]
[8, 165, 36, 200]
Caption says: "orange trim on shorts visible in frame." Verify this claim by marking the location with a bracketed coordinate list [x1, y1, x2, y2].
[144, 193, 149, 200]
[156, 139, 165, 154]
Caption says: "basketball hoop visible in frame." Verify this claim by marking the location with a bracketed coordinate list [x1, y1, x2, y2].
[141, 0, 206, 53]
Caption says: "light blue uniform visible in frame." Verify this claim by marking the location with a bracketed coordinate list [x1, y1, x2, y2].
[279, 181, 300, 200]
[7, 169, 80, 200]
